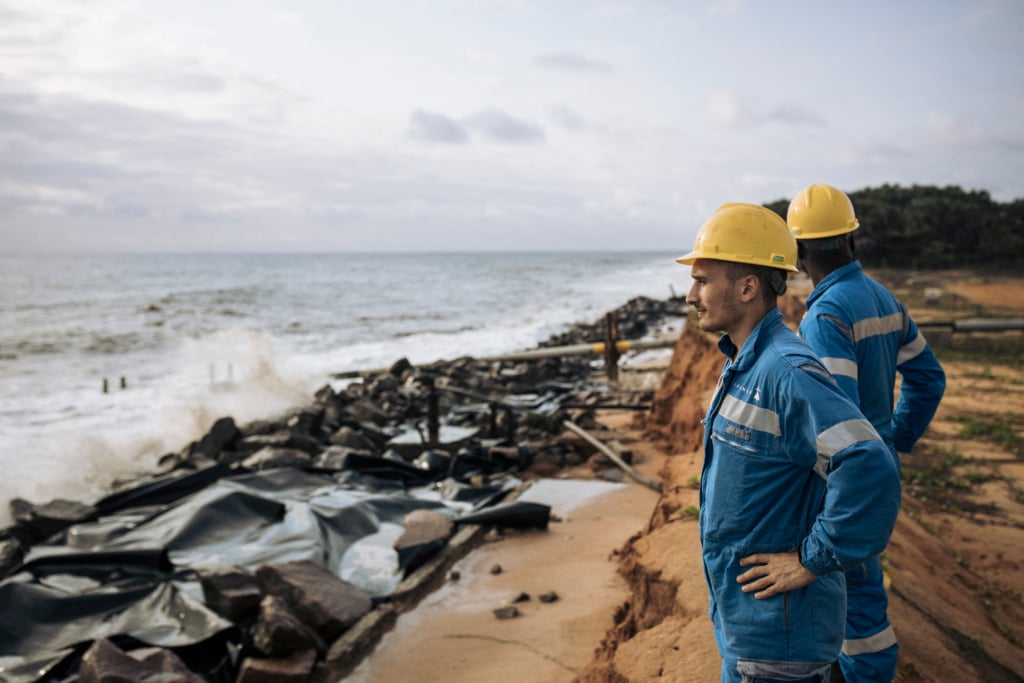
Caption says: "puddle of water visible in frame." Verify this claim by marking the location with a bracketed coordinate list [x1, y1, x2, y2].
[516, 478, 625, 520]
[390, 479, 624, 617]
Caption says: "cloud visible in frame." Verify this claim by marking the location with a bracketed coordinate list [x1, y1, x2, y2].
[1, 2, 1021, 252]
[464, 109, 546, 144]
[407, 108, 547, 145]
[705, 93, 826, 129]
[547, 105, 586, 131]
[0, 86, 325, 229]
[0, 2, 299, 128]
[765, 106, 826, 126]
[106, 69, 228, 95]
[920, 111, 1024, 160]
[407, 109, 469, 144]
[589, 4, 637, 20]
[534, 51, 612, 74]
[705, 91, 755, 129]
[924, 111, 981, 146]
[708, 0, 742, 15]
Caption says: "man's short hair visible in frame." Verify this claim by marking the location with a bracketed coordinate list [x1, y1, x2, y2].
[798, 233, 855, 268]
[725, 261, 789, 300]
[800, 233, 853, 253]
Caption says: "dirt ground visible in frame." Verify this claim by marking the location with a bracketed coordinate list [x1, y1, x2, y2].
[350, 269, 1024, 683]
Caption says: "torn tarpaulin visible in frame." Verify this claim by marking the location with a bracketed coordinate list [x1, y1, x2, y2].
[0, 464, 524, 682]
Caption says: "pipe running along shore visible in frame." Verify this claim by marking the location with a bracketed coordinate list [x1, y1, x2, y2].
[329, 336, 680, 380]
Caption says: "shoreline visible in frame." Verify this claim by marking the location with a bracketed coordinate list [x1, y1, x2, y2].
[0, 251, 684, 529]
[0, 293, 686, 683]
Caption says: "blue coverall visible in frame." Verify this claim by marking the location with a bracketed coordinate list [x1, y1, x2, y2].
[702, 308, 902, 683]
[799, 262, 946, 682]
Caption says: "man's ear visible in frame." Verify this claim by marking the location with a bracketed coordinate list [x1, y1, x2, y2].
[737, 274, 759, 302]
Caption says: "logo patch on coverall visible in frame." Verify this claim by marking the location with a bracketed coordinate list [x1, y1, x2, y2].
[725, 424, 751, 441]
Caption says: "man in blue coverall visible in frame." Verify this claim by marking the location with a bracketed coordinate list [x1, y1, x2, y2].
[788, 184, 946, 683]
[678, 202, 902, 683]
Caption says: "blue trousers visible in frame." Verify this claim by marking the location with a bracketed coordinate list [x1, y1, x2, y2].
[839, 555, 898, 682]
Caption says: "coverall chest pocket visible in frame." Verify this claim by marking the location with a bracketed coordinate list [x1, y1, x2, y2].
[705, 425, 787, 542]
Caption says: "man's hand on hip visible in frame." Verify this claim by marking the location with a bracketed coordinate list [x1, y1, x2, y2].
[737, 552, 817, 599]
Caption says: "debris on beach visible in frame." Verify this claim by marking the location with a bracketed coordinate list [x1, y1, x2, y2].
[539, 590, 560, 603]
[493, 606, 520, 620]
[0, 295, 686, 683]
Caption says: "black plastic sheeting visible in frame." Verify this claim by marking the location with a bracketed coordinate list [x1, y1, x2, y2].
[0, 461, 526, 682]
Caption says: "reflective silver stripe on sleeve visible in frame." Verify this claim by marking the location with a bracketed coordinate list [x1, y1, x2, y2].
[852, 312, 903, 342]
[822, 356, 859, 381]
[814, 418, 881, 479]
[718, 394, 781, 436]
[897, 333, 927, 364]
[842, 624, 898, 656]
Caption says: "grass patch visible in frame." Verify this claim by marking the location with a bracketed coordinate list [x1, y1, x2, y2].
[903, 444, 970, 495]
[961, 365, 997, 381]
[951, 414, 1024, 459]
[979, 580, 1024, 649]
[935, 333, 1024, 368]
[902, 442, 1002, 514]
[895, 287, 979, 314]
[673, 505, 700, 520]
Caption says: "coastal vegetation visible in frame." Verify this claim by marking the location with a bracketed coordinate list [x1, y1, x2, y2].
[765, 184, 1024, 270]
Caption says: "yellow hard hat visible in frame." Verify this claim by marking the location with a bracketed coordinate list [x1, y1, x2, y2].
[787, 183, 860, 239]
[676, 203, 798, 272]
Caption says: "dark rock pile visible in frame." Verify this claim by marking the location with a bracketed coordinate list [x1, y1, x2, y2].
[0, 295, 685, 683]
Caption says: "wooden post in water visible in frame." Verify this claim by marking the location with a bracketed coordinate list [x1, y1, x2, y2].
[426, 376, 439, 446]
[102, 378, 108, 393]
[603, 312, 620, 382]
[120, 376, 126, 390]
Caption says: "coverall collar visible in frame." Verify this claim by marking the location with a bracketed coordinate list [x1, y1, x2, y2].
[806, 261, 863, 308]
[717, 307, 784, 370]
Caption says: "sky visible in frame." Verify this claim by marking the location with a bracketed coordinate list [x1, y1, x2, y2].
[2, 0, 1022, 253]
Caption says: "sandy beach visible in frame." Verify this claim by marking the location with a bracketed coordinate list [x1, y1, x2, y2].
[348, 474, 661, 682]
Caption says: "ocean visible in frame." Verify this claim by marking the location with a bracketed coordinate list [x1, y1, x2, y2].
[0, 251, 685, 527]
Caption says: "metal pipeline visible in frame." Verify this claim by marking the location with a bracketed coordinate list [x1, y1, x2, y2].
[330, 336, 680, 379]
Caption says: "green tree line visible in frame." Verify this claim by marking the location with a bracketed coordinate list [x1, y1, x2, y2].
[764, 184, 1024, 270]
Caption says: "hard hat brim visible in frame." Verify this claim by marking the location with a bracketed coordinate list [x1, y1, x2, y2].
[675, 251, 699, 265]
[675, 251, 799, 272]
[792, 220, 859, 240]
